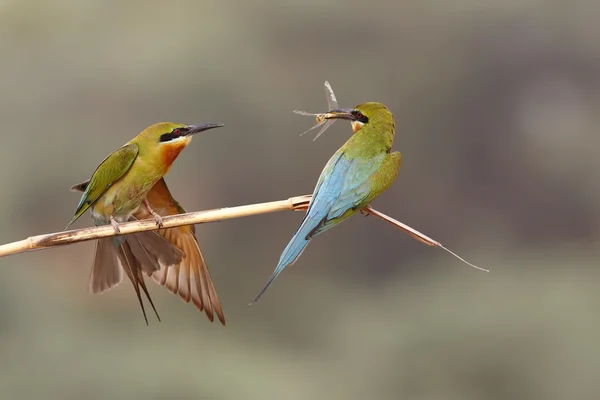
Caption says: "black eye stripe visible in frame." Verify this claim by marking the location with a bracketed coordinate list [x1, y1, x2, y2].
[159, 133, 174, 142]
[352, 110, 369, 123]
[159, 127, 189, 142]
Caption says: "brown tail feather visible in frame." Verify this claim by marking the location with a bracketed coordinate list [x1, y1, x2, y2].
[89, 238, 124, 294]
[118, 241, 160, 324]
[134, 230, 184, 268]
[126, 234, 161, 276]
[88, 236, 161, 324]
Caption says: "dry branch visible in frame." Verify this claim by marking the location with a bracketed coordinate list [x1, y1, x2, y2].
[0, 195, 487, 271]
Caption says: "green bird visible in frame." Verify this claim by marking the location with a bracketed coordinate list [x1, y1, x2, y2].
[252, 102, 402, 303]
[66, 122, 223, 323]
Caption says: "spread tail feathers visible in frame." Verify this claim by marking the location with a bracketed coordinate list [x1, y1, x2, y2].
[88, 231, 182, 324]
[89, 237, 160, 325]
[88, 231, 182, 294]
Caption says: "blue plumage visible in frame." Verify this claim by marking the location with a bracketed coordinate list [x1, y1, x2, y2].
[252, 150, 385, 303]
[251, 101, 401, 304]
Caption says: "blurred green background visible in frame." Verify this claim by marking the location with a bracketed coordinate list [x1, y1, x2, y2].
[1, 0, 600, 399]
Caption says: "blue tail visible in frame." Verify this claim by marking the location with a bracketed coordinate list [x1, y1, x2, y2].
[251, 213, 324, 304]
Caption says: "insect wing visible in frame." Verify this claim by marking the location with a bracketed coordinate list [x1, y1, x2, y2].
[293, 80, 340, 140]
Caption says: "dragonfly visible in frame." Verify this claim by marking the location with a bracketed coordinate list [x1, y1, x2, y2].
[293, 80, 340, 141]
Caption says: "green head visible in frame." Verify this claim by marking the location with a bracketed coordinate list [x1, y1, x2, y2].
[129, 121, 223, 167]
[322, 102, 395, 135]
[131, 121, 224, 148]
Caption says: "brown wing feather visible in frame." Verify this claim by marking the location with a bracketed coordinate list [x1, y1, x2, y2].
[138, 179, 226, 325]
[151, 230, 225, 324]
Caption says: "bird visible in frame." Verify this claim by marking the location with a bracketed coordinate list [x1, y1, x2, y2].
[252, 102, 402, 303]
[70, 177, 226, 325]
[66, 122, 223, 324]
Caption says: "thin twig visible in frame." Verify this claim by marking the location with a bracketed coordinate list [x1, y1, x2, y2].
[364, 206, 489, 272]
[0, 195, 487, 272]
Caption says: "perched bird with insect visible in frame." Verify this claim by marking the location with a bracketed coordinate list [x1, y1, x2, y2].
[66, 122, 224, 324]
[251, 90, 402, 303]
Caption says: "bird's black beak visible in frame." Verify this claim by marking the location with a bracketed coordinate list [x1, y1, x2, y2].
[322, 108, 355, 121]
[186, 123, 224, 135]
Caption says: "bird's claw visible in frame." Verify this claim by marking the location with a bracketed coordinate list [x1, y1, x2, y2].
[150, 211, 164, 228]
[143, 199, 163, 228]
[109, 216, 121, 234]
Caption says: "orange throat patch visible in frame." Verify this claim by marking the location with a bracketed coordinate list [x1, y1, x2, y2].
[160, 141, 188, 169]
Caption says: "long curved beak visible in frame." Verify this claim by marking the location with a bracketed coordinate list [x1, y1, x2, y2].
[322, 108, 355, 121]
[187, 123, 224, 135]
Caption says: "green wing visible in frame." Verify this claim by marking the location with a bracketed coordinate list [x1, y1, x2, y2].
[326, 153, 386, 219]
[305, 151, 400, 237]
[65, 143, 139, 229]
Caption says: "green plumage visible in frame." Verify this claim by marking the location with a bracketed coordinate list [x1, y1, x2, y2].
[65, 121, 224, 324]
[66, 144, 139, 229]
[252, 101, 402, 303]
[310, 103, 401, 233]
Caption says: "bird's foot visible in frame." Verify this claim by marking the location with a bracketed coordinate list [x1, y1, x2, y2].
[109, 216, 121, 234]
[143, 199, 164, 228]
[360, 209, 370, 217]
[150, 212, 164, 228]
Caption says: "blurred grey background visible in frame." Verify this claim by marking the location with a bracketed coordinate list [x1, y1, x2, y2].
[1, 0, 600, 399]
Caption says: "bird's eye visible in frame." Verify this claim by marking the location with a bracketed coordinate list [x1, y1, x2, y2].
[353, 110, 368, 123]
[160, 127, 186, 142]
